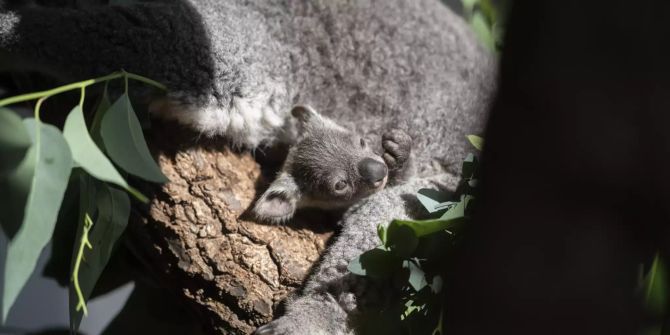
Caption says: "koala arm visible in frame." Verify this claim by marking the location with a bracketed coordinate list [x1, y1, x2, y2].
[256, 174, 459, 335]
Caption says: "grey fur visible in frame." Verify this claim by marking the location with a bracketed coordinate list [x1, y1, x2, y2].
[253, 105, 412, 224]
[256, 175, 461, 335]
[0, 0, 493, 170]
[0, 0, 495, 333]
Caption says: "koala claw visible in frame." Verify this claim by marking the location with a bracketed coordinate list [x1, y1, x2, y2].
[382, 129, 412, 171]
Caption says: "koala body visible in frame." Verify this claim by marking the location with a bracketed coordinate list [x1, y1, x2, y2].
[0, 0, 492, 172]
[0, 0, 495, 333]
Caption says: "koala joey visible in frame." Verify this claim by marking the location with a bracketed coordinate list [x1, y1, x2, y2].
[253, 105, 414, 223]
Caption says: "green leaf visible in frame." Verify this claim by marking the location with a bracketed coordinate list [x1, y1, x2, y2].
[2, 118, 72, 322]
[404, 260, 427, 292]
[439, 197, 468, 221]
[0, 108, 31, 177]
[63, 105, 147, 203]
[466, 135, 484, 151]
[348, 248, 401, 278]
[417, 189, 455, 214]
[478, 0, 499, 25]
[470, 11, 495, 52]
[391, 217, 465, 238]
[0, 118, 35, 239]
[69, 179, 131, 332]
[101, 94, 167, 183]
[377, 224, 387, 245]
[42, 172, 81, 286]
[403, 299, 428, 322]
[386, 223, 419, 258]
[645, 254, 668, 317]
[90, 88, 111, 148]
[461, 0, 478, 13]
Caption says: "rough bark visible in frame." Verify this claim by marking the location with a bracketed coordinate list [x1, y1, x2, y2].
[128, 120, 335, 334]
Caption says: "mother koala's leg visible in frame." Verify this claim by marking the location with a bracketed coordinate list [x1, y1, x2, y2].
[255, 174, 459, 335]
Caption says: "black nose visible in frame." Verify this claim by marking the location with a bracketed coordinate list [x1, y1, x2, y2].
[358, 158, 387, 185]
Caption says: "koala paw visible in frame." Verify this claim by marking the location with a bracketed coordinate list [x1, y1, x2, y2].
[382, 129, 412, 171]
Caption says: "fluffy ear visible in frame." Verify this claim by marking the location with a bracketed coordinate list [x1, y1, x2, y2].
[291, 105, 319, 124]
[291, 105, 346, 136]
[290, 105, 322, 136]
[253, 172, 301, 224]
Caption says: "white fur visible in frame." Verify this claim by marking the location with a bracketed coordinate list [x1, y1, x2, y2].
[150, 81, 288, 148]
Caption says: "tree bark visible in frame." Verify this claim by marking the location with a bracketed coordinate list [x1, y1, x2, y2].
[128, 120, 335, 334]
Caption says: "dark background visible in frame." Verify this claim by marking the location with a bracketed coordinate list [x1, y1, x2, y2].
[446, 1, 670, 334]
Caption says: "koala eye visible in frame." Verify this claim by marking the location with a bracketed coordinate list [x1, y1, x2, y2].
[334, 180, 348, 192]
[360, 138, 366, 148]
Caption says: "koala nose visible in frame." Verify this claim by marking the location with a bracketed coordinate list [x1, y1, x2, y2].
[358, 158, 388, 186]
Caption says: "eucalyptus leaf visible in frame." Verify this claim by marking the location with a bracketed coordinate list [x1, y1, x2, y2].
[0, 130, 35, 239]
[0, 108, 31, 177]
[69, 180, 130, 332]
[2, 118, 72, 322]
[417, 189, 454, 214]
[386, 223, 419, 258]
[461, 0, 478, 13]
[470, 11, 495, 51]
[348, 248, 400, 278]
[100, 94, 167, 183]
[404, 260, 427, 292]
[391, 217, 464, 238]
[440, 198, 468, 222]
[63, 105, 146, 202]
[644, 254, 668, 317]
[466, 135, 484, 151]
[90, 88, 111, 148]
[42, 172, 81, 286]
[377, 224, 387, 245]
[417, 192, 442, 213]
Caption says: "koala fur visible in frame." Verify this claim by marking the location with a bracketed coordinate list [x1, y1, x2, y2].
[0, 0, 495, 333]
[252, 105, 414, 224]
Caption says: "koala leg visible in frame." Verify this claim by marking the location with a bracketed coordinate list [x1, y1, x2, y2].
[382, 129, 415, 185]
[255, 174, 459, 335]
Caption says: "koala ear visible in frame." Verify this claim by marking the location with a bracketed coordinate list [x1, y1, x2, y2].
[291, 105, 319, 124]
[290, 105, 324, 136]
[253, 173, 301, 224]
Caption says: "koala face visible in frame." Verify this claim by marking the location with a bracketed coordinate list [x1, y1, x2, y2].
[253, 105, 388, 223]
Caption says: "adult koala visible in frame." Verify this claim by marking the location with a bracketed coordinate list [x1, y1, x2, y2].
[0, 0, 494, 333]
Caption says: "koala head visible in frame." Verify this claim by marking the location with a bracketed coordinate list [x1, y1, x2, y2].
[253, 105, 388, 223]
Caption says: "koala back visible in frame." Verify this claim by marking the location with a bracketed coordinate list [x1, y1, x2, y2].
[0, 0, 494, 173]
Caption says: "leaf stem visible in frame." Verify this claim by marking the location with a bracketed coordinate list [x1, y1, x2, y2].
[0, 71, 167, 107]
[34, 97, 46, 122]
[79, 86, 86, 108]
[125, 72, 166, 90]
[431, 305, 444, 335]
[72, 213, 94, 316]
[123, 70, 129, 94]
